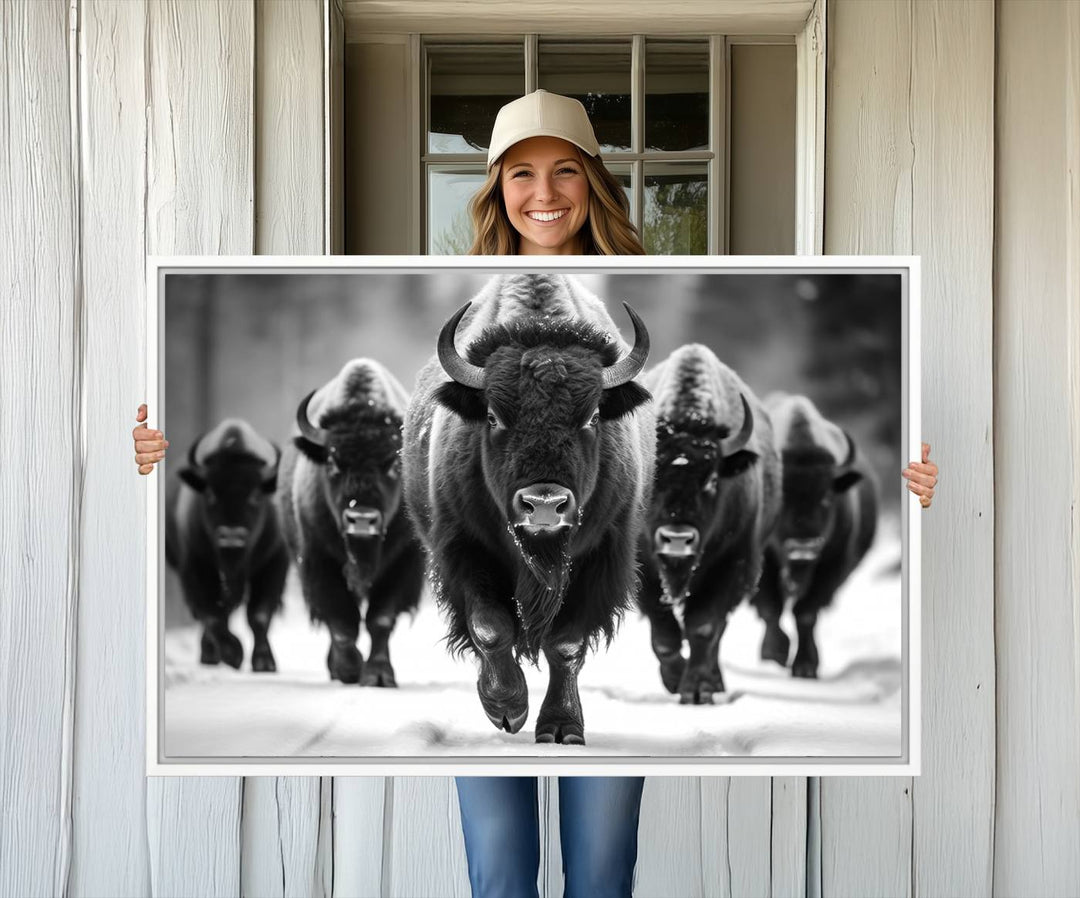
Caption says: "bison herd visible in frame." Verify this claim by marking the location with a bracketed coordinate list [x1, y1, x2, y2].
[165, 274, 881, 745]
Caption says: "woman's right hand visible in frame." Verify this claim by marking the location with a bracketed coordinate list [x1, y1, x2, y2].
[133, 403, 169, 475]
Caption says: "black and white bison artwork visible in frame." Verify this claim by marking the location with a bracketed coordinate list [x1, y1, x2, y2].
[750, 393, 879, 678]
[403, 274, 655, 745]
[278, 359, 424, 686]
[638, 344, 782, 704]
[166, 419, 288, 671]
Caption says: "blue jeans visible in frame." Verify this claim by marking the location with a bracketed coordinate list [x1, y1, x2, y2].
[454, 776, 645, 898]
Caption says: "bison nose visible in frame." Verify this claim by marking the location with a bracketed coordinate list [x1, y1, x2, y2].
[343, 507, 383, 537]
[655, 525, 699, 557]
[512, 484, 577, 530]
[214, 526, 250, 549]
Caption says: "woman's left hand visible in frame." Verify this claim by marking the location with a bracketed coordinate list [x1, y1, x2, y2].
[902, 442, 937, 508]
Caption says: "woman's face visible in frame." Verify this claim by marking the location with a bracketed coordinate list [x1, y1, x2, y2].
[499, 136, 590, 255]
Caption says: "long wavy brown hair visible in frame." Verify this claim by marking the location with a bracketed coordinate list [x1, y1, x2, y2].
[467, 149, 646, 256]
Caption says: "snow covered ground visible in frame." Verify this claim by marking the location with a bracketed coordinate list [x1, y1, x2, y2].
[162, 526, 904, 761]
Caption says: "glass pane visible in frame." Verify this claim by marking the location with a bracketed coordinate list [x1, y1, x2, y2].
[645, 40, 709, 152]
[428, 44, 524, 154]
[428, 167, 487, 254]
[605, 163, 634, 220]
[643, 163, 708, 254]
[538, 41, 631, 153]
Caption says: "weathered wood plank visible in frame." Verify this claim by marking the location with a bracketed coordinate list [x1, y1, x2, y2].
[147, 779, 244, 896]
[821, 779, 912, 897]
[821, 3, 914, 895]
[242, 778, 324, 898]
[69, 1, 152, 894]
[333, 778, 385, 898]
[0, 1, 78, 896]
[635, 778, 705, 898]
[994, 2, 1080, 893]
[243, 2, 326, 894]
[771, 777, 808, 898]
[385, 777, 470, 898]
[255, 0, 324, 256]
[145, 2, 254, 895]
[703, 778, 772, 898]
[908, 2, 995, 896]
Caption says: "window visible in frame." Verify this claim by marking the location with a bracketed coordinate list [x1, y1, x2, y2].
[423, 36, 726, 255]
[341, 33, 802, 256]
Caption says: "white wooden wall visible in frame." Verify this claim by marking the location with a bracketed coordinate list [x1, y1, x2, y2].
[1, 1, 1077, 896]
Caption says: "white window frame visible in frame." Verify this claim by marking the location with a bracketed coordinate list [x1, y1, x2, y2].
[383, 0, 826, 255]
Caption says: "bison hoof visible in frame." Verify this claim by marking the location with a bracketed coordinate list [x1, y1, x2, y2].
[535, 722, 585, 745]
[678, 670, 723, 705]
[360, 659, 397, 688]
[791, 658, 819, 679]
[485, 705, 529, 734]
[760, 629, 791, 667]
[217, 633, 243, 670]
[251, 647, 277, 673]
[328, 643, 363, 684]
[658, 655, 686, 694]
[478, 687, 529, 734]
[477, 660, 528, 734]
[199, 633, 221, 666]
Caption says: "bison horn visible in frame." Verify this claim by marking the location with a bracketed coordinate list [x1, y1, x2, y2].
[264, 443, 282, 484]
[836, 429, 857, 473]
[296, 390, 329, 447]
[185, 433, 209, 474]
[720, 394, 754, 456]
[601, 303, 651, 389]
[438, 301, 486, 390]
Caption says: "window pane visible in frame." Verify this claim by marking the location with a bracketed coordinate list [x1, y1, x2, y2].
[645, 40, 709, 152]
[428, 44, 524, 154]
[538, 41, 631, 153]
[428, 167, 487, 254]
[643, 163, 707, 254]
[604, 163, 634, 221]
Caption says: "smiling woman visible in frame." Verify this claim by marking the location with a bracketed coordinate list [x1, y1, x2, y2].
[466, 90, 646, 256]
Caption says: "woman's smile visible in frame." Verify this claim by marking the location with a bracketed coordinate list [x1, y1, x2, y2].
[525, 208, 569, 223]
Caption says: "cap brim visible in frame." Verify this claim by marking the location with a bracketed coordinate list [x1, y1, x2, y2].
[487, 130, 600, 168]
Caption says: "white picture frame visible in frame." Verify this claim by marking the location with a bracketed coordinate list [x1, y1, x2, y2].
[146, 254, 920, 776]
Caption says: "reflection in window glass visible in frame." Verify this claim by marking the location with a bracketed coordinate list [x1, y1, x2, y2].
[428, 44, 524, 154]
[428, 168, 487, 254]
[644, 164, 707, 254]
[645, 41, 709, 152]
[538, 41, 632, 153]
[605, 163, 634, 219]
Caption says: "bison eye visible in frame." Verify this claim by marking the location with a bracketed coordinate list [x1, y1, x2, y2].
[586, 410, 600, 429]
[487, 411, 501, 430]
[326, 455, 341, 477]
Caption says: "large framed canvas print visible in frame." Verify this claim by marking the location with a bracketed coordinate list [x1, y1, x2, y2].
[146, 256, 920, 776]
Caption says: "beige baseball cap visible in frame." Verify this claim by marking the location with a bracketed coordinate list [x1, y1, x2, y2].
[486, 90, 601, 169]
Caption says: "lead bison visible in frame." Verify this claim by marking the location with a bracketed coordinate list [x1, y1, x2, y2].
[638, 344, 782, 703]
[278, 359, 424, 686]
[403, 274, 654, 744]
[750, 393, 878, 678]
[166, 418, 288, 671]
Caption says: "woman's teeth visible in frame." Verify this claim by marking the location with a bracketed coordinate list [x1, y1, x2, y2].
[527, 209, 567, 222]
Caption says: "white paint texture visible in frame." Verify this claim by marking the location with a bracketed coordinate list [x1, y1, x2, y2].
[0, 3, 78, 896]
[144, 1, 254, 895]
[248, 4, 328, 894]
[824, 2, 996, 896]
[994, 1, 1080, 893]
[1, 0, 1076, 896]
[71, 1, 151, 895]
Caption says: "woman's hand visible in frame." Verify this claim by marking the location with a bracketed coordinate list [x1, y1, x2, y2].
[902, 442, 937, 508]
[133, 404, 169, 475]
